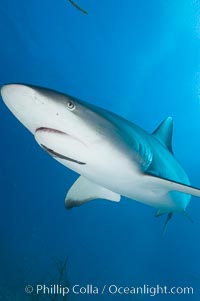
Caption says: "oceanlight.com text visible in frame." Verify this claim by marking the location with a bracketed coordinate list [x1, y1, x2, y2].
[25, 283, 194, 297]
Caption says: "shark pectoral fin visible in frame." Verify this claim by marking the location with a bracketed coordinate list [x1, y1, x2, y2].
[145, 172, 200, 198]
[65, 176, 121, 209]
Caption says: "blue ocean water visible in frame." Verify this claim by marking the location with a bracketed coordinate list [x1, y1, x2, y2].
[0, 0, 200, 300]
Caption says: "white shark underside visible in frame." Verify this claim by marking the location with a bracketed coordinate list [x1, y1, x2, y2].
[1, 84, 200, 228]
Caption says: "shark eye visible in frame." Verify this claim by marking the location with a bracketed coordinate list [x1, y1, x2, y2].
[67, 100, 76, 111]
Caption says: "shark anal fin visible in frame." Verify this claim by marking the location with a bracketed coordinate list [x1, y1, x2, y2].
[152, 117, 173, 154]
[155, 209, 168, 217]
[65, 176, 121, 209]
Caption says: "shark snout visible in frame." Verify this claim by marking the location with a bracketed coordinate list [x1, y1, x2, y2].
[1, 84, 17, 104]
[1, 84, 37, 108]
[0, 84, 49, 134]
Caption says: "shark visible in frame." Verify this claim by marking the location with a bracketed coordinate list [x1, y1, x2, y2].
[1, 84, 200, 230]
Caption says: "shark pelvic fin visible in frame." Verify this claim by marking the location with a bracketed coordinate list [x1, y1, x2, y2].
[182, 211, 194, 223]
[152, 117, 173, 153]
[65, 176, 121, 209]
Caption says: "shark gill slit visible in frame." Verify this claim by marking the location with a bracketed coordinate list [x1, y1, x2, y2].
[41, 144, 86, 165]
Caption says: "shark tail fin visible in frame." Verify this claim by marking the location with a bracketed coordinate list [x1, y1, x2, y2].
[155, 210, 173, 236]
[152, 117, 173, 154]
[156, 210, 193, 236]
[162, 212, 173, 236]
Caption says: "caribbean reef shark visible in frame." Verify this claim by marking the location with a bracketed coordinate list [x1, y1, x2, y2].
[1, 84, 200, 229]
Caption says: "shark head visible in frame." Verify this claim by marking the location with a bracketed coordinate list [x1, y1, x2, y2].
[1, 84, 128, 174]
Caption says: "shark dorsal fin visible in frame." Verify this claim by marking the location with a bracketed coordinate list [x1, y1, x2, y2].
[152, 117, 173, 153]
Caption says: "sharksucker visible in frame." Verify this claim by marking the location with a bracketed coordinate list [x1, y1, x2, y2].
[1, 84, 200, 232]
[41, 144, 86, 165]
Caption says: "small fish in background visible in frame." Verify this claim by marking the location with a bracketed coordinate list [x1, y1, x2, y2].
[68, 0, 88, 14]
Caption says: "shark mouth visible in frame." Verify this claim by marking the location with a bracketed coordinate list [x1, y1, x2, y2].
[41, 144, 86, 165]
[35, 127, 86, 165]
[36, 127, 66, 135]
